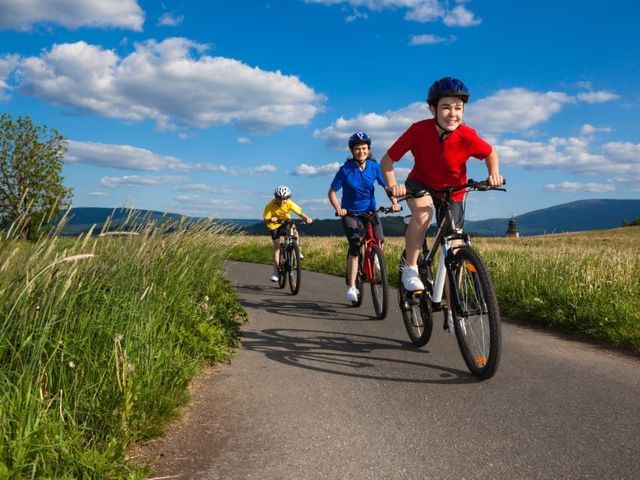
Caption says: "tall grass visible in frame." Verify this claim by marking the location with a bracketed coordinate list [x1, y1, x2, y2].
[0, 213, 246, 478]
[228, 227, 640, 350]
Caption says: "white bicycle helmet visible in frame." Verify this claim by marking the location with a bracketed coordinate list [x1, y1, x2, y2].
[274, 185, 291, 199]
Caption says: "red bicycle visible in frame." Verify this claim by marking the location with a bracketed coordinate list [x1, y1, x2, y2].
[341, 206, 397, 319]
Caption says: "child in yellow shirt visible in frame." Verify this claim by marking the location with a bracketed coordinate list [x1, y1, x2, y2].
[263, 185, 313, 282]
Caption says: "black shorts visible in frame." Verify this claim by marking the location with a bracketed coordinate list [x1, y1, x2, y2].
[341, 211, 384, 256]
[405, 178, 464, 230]
[269, 225, 287, 240]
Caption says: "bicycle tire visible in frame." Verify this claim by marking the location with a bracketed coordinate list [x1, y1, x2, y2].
[450, 246, 501, 380]
[278, 248, 286, 289]
[369, 246, 388, 319]
[398, 250, 433, 346]
[288, 243, 302, 295]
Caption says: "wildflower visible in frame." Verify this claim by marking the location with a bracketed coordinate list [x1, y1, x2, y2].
[68, 361, 75, 368]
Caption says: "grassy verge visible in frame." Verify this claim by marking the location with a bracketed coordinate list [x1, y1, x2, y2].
[228, 227, 640, 351]
[0, 220, 246, 478]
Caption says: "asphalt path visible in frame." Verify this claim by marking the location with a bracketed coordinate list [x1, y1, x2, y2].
[146, 260, 640, 480]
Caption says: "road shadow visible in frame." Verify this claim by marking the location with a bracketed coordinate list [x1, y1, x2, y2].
[236, 284, 377, 322]
[241, 327, 477, 385]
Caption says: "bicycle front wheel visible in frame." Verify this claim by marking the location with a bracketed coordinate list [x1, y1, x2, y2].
[451, 247, 501, 380]
[288, 243, 302, 295]
[369, 246, 388, 319]
[398, 250, 432, 346]
[278, 249, 286, 289]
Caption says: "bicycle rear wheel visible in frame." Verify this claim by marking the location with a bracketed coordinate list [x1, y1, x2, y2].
[451, 246, 501, 380]
[398, 250, 432, 346]
[288, 243, 302, 295]
[369, 246, 388, 319]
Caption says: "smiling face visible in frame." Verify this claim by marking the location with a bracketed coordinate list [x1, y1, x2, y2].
[350, 143, 370, 163]
[430, 96, 465, 132]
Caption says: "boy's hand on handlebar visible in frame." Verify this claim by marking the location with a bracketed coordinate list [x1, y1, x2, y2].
[487, 174, 504, 187]
[305, 217, 313, 224]
[336, 208, 347, 217]
[270, 216, 278, 223]
[386, 184, 406, 198]
[391, 203, 402, 212]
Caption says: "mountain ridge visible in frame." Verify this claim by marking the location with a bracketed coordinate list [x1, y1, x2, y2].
[58, 199, 640, 237]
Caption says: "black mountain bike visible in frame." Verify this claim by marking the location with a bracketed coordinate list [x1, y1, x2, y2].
[396, 179, 506, 380]
[276, 219, 302, 295]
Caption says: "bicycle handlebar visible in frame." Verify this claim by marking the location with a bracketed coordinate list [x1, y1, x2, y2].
[393, 178, 507, 202]
[334, 205, 403, 217]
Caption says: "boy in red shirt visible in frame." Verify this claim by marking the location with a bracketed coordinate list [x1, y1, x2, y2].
[381, 77, 503, 292]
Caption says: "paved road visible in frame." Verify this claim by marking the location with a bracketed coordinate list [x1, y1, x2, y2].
[147, 261, 640, 480]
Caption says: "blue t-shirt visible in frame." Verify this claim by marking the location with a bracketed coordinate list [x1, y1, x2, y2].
[330, 158, 386, 213]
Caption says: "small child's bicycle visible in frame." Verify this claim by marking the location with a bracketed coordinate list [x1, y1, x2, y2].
[341, 206, 398, 319]
[276, 219, 302, 295]
[396, 179, 506, 380]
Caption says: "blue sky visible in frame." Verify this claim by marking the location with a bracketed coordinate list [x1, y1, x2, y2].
[1, 0, 638, 221]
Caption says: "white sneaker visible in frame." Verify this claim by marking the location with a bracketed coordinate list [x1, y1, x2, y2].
[299, 251, 304, 259]
[373, 255, 380, 270]
[402, 265, 425, 291]
[346, 286, 359, 302]
[270, 272, 279, 282]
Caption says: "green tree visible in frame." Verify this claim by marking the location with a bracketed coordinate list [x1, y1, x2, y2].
[0, 113, 73, 239]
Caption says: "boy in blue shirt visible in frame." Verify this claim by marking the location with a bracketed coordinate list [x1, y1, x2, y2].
[328, 132, 400, 302]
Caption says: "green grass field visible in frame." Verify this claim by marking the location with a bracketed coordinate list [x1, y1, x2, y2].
[0, 220, 246, 478]
[228, 227, 640, 351]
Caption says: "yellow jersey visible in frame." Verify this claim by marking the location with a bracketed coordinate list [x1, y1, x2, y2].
[263, 199, 303, 230]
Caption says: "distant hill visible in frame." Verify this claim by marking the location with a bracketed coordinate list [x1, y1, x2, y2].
[58, 199, 640, 237]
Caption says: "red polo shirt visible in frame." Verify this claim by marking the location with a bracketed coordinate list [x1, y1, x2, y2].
[387, 119, 492, 201]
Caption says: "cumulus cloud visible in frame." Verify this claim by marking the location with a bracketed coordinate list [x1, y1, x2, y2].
[157, 12, 184, 27]
[293, 162, 341, 176]
[579, 124, 612, 136]
[496, 137, 640, 175]
[237, 136, 251, 144]
[465, 88, 575, 134]
[9, 37, 325, 131]
[544, 182, 615, 193]
[0, 54, 19, 100]
[409, 34, 455, 45]
[101, 175, 190, 188]
[576, 91, 620, 103]
[314, 102, 425, 150]
[306, 0, 480, 26]
[66, 140, 191, 171]
[0, 0, 144, 31]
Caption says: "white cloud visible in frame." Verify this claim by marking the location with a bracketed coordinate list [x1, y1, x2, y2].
[237, 136, 251, 144]
[10, 38, 325, 131]
[0, 54, 19, 100]
[0, 0, 144, 31]
[577, 91, 620, 104]
[314, 102, 425, 150]
[496, 137, 640, 175]
[409, 34, 455, 45]
[88, 191, 108, 197]
[466, 88, 575, 134]
[157, 12, 184, 27]
[579, 124, 612, 136]
[66, 140, 191, 171]
[443, 5, 481, 26]
[294, 162, 341, 176]
[306, 0, 480, 27]
[101, 175, 189, 188]
[544, 182, 615, 193]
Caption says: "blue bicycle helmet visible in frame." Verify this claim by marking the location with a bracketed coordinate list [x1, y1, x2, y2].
[348, 132, 371, 149]
[427, 77, 470, 107]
